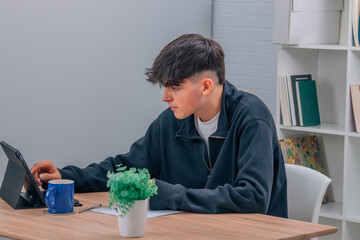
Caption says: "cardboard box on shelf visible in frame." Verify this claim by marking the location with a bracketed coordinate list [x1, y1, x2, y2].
[273, 0, 344, 45]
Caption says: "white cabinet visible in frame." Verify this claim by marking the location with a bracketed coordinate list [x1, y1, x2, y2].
[275, 0, 360, 239]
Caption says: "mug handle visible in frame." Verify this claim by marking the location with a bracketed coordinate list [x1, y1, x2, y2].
[45, 187, 57, 209]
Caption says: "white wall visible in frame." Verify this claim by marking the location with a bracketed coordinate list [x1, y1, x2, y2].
[0, 0, 211, 185]
[212, 0, 277, 116]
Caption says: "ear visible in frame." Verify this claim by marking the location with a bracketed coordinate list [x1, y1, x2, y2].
[200, 78, 214, 96]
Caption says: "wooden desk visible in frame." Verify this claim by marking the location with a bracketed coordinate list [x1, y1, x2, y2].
[0, 192, 337, 240]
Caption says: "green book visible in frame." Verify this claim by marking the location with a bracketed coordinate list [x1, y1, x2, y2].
[295, 80, 321, 126]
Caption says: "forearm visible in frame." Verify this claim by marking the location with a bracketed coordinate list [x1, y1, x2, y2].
[149, 179, 271, 214]
[59, 157, 120, 192]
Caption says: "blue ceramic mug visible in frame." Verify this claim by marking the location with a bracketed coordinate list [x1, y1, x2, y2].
[45, 179, 74, 214]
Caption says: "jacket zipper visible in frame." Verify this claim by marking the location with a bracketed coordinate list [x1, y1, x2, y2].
[202, 141, 212, 174]
[177, 135, 227, 175]
[206, 135, 227, 175]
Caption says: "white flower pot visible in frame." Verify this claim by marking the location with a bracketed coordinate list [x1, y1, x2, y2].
[117, 199, 148, 238]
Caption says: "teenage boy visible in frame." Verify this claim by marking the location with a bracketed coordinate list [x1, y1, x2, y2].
[31, 34, 287, 218]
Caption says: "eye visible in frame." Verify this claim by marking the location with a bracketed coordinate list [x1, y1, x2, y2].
[171, 87, 179, 91]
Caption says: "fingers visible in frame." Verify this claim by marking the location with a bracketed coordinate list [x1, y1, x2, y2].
[38, 172, 60, 181]
[32, 170, 41, 186]
[30, 160, 61, 185]
[31, 161, 47, 186]
[30, 160, 50, 174]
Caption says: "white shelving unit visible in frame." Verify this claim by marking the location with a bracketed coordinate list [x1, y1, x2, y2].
[275, 1, 360, 239]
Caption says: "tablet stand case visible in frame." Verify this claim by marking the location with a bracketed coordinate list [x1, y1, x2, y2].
[0, 160, 45, 209]
[0, 153, 45, 209]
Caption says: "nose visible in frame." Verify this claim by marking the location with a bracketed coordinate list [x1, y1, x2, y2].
[162, 88, 173, 102]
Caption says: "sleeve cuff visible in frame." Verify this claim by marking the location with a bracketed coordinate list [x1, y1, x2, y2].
[149, 179, 182, 210]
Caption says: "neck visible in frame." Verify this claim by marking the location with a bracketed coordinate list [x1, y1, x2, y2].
[197, 84, 223, 122]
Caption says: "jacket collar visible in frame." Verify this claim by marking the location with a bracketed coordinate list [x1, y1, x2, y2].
[175, 81, 231, 140]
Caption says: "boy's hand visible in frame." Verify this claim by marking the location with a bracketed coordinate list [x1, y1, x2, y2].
[30, 160, 61, 186]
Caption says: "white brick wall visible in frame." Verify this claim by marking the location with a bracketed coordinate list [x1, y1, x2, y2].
[212, 0, 277, 116]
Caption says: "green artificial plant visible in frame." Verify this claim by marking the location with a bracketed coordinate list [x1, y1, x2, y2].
[107, 165, 158, 217]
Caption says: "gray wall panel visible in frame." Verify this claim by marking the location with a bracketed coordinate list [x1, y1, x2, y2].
[0, 0, 211, 186]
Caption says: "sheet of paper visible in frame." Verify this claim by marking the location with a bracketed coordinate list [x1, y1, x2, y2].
[147, 210, 184, 219]
[91, 207, 184, 219]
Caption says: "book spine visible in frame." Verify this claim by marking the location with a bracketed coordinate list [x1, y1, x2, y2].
[350, 85, 360, 132]
[291, 80, 300, 126]
[296, 82, 303, 126]
[280, 76, 292, 126]
[286, 76, 297, 126]
[290, 74, 312, 126]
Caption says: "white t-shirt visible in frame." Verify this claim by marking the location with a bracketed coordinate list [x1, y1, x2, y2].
[195, 111, 221, 150]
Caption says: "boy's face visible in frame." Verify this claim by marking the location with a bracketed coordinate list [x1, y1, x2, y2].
[162, 79, 203, 119]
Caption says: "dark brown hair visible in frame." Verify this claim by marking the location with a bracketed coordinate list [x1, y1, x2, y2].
[146, 34, 225, 87]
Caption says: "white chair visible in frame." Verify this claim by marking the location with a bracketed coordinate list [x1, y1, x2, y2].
[285, 163, 331, 224]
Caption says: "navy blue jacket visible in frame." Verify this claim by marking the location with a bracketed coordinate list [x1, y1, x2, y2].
[59, 81, 288, 218]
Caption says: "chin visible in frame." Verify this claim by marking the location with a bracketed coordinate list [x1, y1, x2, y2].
[174, 112, 191, 120]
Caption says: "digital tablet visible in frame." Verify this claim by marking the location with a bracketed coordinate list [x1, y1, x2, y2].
[0, 141, 82, 209]
[0, 141, 46, 207]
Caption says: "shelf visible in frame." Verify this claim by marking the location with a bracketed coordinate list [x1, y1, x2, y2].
[281, 44, 350, 51]
[279, 123, 345, 136]
[349, 46, 360, 51]
[346, 132, 360, 138]
[345, 215, 360, 224]
[279, 124, 360, 138]
[320, 202, 343, 220]
[281, 44, 360, 52]
[275, 1, 359, 238]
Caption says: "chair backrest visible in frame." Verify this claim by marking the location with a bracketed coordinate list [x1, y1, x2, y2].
[285, 164, 331, 223]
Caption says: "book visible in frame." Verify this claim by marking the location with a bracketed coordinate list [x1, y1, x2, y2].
[286, 76, 296, 126]
[352, 0, 360, 47]
[289, 74, 312, 126]
[296, 80, 321, 126]
[279, 135, 328, 203]
[279, 76, 292, 126]
[350, 85, 360, 133]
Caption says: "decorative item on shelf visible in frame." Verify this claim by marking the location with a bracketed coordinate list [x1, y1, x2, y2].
[279, 135, 328, 203]
[107, 165, 158, 238]
[350, 85, 360, 133]
[273, 0, 343, 45]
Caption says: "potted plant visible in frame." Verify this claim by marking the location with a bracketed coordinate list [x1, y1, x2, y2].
[107, 165, 158, 238]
